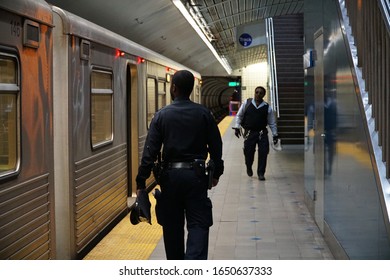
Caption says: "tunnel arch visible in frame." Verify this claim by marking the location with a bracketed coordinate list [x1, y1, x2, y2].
[201, 76, 241, 122]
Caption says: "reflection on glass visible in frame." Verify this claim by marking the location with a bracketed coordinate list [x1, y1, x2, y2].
[91, 70, 113, 147]
[0, 94, 17, 172]
[157, 81, 166, 110]
[0, 57, 16, 84]
[0, 54, 18, 176]
[147, 78, 156, 128]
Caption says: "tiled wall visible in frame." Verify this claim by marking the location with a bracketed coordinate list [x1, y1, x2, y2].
[241, 62, 268, 102]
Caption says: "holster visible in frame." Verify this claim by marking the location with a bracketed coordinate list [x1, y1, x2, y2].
[206, 160, 215, 189]
[193, 159, 206, 178]
[152, 152, 163, 184]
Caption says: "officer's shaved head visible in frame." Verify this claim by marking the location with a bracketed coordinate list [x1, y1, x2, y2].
[172, 70, 194, 96]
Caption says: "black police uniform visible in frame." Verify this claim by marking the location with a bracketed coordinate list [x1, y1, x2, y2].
[136, 96, 224, 260]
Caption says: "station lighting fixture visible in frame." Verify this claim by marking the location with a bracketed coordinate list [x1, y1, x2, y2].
[228, 81, 240, 87]
[172, 0, 232, 75]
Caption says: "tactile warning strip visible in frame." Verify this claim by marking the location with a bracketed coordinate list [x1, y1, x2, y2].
[83, 190, 162, 260]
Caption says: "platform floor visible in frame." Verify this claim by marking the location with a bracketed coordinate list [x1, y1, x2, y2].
[84, 116, 334, 260]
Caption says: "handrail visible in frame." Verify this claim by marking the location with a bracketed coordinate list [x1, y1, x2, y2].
[344, 0, 390, 178]
[339, 0, 390, 230]
[266, 17, 280, 118]
[378, 0, 390, 33]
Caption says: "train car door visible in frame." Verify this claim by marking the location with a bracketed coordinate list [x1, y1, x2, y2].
[126, 63, 138, 206]
[314, 28, 325, 233]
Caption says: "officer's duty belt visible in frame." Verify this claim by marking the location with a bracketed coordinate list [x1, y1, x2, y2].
[249, 128, 267, 133]
[165, 160, 205, 169]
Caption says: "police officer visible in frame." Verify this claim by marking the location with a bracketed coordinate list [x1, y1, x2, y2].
[233, 86, 278, 180]
[135, 70, 224, 260]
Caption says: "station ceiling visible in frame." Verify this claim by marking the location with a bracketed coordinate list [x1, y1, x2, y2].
[48, 0, 304, 77]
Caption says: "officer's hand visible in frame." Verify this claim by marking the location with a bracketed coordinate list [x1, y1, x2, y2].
[234, 128, 241, 138]
[273, 135, 279, 145]
[136, 176, 146, 191]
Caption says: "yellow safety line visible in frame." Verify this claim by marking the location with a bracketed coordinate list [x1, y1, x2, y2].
[218, 116, 234, 136]
[83, 116, 234, 260]
[83, 191, 162, 260]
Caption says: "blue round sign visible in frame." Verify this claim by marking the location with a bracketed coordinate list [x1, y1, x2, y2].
[239, 33, 252, 47]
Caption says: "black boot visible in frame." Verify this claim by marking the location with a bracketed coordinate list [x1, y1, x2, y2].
[246, 166, 253, 177]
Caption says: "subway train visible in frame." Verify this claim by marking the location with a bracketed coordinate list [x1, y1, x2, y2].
[0, 0, 203, 259]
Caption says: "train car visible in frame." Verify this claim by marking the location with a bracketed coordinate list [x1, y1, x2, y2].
[52, 7, 202, 259]
[0, 0, 55, 259]
[0, 0, 202, 260]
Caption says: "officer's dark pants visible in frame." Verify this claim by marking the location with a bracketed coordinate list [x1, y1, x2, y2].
[156, 168, 212, 260]
[244, 130, 270, 176]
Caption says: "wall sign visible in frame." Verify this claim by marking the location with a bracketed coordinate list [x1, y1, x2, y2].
[239, 33, 252, 47]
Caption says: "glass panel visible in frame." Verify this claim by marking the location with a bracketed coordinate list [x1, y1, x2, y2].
[91, 94, 112, 146]
[91, 71, 112, 89]
[0, 57, 16, 84]
[91, 70, 113, 147]
[157, 81, 166, 110]
[0, 53, 18, 177]
[147, 78, 156, 128]
[195, 85, 200, 103]
[0, 94, 17, 173]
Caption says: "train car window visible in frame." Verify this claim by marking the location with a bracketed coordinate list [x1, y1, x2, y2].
[147, 78, 156, 128]
[157, 81, 166, 110]
[0, 54, 20, 178]
[195, 85, 200, 103]
[91, 69, 113, 148]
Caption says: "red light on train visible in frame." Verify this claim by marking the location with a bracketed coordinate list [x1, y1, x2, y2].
[137, 57, 145, 64]
[115, 49, 125, 57]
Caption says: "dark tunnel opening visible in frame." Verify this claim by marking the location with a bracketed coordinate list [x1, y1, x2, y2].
[201, 76, 241, 123]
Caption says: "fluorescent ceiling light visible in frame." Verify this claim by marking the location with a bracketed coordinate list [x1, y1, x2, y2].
[172, 0, 232, 74]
